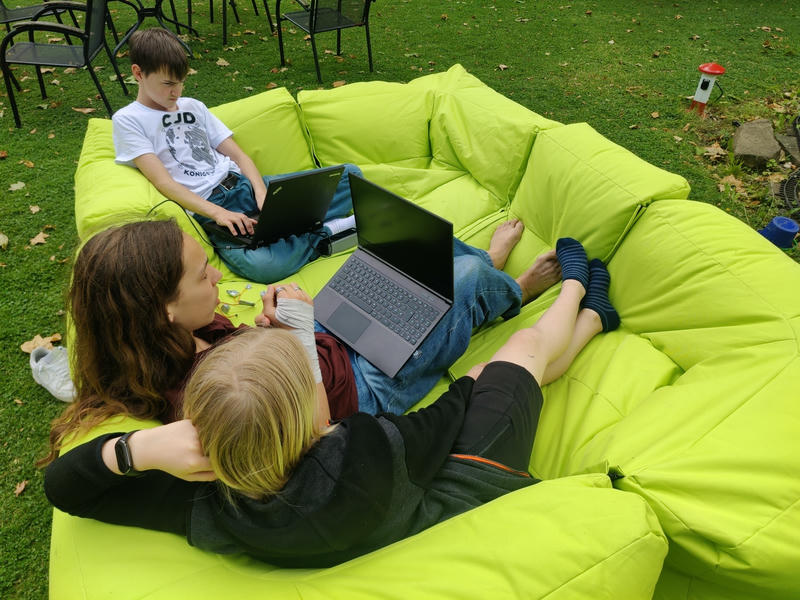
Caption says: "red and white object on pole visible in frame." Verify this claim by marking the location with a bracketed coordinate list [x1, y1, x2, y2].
[689, 62, 725, 116]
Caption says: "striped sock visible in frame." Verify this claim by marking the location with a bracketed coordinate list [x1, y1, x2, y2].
[555, 237, 589, 289]
[582, 259, 620, 332]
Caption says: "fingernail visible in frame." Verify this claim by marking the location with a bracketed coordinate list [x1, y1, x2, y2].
[260, 290, 266, 296]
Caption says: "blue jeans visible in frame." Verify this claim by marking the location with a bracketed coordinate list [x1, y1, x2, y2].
[316, 239, 523, 415]
[203, 164, 361, 284]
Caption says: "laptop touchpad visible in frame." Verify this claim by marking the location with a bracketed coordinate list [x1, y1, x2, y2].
[328, 303, 371, 343]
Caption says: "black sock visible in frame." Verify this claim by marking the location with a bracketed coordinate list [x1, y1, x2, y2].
[582, 259, 620, 332]
[555, 238, 589, 289]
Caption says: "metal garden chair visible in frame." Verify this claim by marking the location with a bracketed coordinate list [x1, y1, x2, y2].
[0, 0, 131, 128]
[276, 0, 375, 83]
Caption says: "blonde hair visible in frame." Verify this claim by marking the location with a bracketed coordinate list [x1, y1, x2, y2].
[183, 328, 319, 500]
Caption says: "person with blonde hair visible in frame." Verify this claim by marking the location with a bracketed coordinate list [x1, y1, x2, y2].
[45, 239, 620, 566]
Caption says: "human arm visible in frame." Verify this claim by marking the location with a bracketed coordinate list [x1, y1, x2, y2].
[133, 153, 256, 236]
[44, 431, 204, 535]
[216, 137, 268, 211]
[379, 377, 474, 487]
[99, 420, 216, 481]
[256, 284, 331, 427]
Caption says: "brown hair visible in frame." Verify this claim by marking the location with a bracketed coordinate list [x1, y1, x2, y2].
[183, 328, 319, 501]
[129, 28, 188, 80]
[39, 220, 196, 466]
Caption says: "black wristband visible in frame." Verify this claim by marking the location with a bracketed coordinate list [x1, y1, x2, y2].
[114, 430, 141, 476]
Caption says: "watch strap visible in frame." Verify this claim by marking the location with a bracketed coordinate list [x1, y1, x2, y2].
[114, 430, 141, 475]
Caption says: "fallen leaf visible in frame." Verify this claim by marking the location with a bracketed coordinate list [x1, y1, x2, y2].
[29, 205, 40, 214]
[704, 143, 727, 160]
[9, 181, 25, 192]
[15, 480, 28, 497]
[629, 124, 640, 129]
[673, 135, 683, 142]
[265, 82, 278, 89]
[585, 10, 592, 15]
[498, 64, 509, 71]
[20, 159, 34, 168]
[690, 34, 700, 40]
[332, 80, 346, 87]
[718, 174, 746, 194]
[243, 86, 253, 91]
[51, 79, 60, 86]
[441, 13, 448, 21]
[682, 123, 691, 132]
[30, 231, 49, 245]
[48, 133, 55, 139]
[20, 332, 62, 353]
[71, 107, 96, 115]
[650, 111, 660, 118]
[0, 233, 8, 250]
[674, 14, 683, 19]
[13, 398, 23, 405]
[0, 150, 8, 159]
[216, 57, 230, 66]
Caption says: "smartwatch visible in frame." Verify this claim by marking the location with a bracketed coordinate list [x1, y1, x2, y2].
[114, 430, 141, 475]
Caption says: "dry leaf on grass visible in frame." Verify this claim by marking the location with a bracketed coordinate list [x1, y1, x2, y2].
[30, 231, 49, 245]
[72, 107, 96, 115]
[0, 233, 8, 250]
[265, 82, 278, 90]
[20, 332, 62, 353]
[332, 80, 346, 88]
[704, 143, 727, 160]
[0, 150, 7, 159]
[15, 480, 28, 497]
[29, 205, 40, 214]
[216, 57, 230, 67]
[718, 174, 747, 194]
[9, 181, 25, 191]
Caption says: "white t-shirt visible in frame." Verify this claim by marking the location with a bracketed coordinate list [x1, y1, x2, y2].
[112, 98, 239, 200]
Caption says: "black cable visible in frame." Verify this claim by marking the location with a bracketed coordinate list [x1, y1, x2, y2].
[706, 80, 724, 107]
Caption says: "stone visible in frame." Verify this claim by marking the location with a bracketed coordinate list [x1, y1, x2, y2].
[732, 118, 781, 169]
[775, 133, 800, 165]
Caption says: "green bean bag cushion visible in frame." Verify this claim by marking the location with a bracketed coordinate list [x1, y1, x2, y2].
[58, 64, 800, 599]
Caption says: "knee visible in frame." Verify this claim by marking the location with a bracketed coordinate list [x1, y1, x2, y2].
[341, 163, 363, 177]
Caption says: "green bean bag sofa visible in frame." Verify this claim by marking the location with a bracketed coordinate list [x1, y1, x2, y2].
[54, 64, 800, 599]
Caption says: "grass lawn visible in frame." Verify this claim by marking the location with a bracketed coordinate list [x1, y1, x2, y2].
[1, 1, 798, 597]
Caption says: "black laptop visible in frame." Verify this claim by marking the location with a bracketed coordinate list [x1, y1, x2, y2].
[202, 165, 345, 248]
[314, 174, 454, 377]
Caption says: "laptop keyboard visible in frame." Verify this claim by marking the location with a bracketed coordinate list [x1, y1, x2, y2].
[329, 258, 439, 344]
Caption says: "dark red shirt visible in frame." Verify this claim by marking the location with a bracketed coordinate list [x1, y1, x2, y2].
[161, 314, 357, 422]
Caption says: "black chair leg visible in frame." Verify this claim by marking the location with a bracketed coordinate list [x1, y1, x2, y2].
[336, 28, 341, 56]
[187, 0, 192, 29]
[229, 0, 240, 24]
[105, 42, 129, 95]
[8, 67, 21, 91]
[2, 65, 22, 128]
[261, 0, 274, 33]
[209, 0, 214, 23]
[250, 0, 258, 16]
[365, 22, 372, 71]
[35, 65, 47, 99]
[277, 16, 286, 64]
[309, 32, 321, 83]
[87, 61, 114, 117]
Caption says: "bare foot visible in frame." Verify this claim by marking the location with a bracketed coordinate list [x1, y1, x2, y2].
[488, 219, 524, 270]
[516, 249, 561, 304]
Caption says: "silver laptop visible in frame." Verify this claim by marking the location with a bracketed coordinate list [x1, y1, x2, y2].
[202, 165, 344, 249]
[315, 175, 454, 377]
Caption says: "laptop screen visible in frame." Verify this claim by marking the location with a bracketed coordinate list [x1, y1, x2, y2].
[350, 175, 454, 301]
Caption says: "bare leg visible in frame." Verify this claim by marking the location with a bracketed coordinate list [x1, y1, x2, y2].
[489, 280, 585, 385]
[515, 249, 561, 305]
[487, 219, 524, 270]
[541, 308, 602, 385]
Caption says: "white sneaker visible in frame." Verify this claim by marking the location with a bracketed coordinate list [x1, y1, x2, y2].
[30, 346, 76, 402]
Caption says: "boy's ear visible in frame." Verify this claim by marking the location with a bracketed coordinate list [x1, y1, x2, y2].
[131, 63, 143, 81]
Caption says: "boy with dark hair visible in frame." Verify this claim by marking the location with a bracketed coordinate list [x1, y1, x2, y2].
[113, 28, 358, 283]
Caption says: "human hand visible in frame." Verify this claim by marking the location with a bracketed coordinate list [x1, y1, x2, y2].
[213, 206, 257, 236]
[128, 420, 216, 481]
[256, 283, 312, 330]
